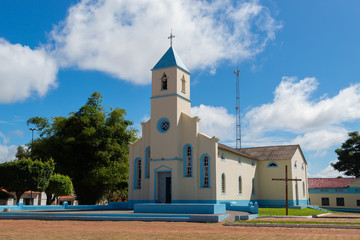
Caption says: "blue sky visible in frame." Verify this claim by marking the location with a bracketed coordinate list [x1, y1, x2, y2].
[0, 0, 359, 177]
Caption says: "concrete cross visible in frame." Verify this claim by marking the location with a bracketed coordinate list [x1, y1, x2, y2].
[272, 165, 301, 215]
[168, 30, 175, 47]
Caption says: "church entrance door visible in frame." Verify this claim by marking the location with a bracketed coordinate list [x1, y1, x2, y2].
[157, 172, 171, 203]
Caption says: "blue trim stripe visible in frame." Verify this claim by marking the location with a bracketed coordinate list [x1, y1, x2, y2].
[309, 187, 360, 194]
[151, 93, 191, 103]
[151, 158, 182, 161]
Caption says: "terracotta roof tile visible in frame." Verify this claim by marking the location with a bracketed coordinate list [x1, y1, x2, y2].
[59, 196, 75, 200]
[308, 178, 357, 188]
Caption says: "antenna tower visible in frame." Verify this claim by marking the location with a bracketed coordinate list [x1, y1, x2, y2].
[234, 69, 241, 149]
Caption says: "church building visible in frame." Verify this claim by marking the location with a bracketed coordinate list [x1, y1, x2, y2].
[128, 44, 309, 209]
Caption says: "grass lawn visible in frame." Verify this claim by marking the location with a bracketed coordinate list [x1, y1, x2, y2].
[258, 207, 327, 216]
[241, 220, 360, 225]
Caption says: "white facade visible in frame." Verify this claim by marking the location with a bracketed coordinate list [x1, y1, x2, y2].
[128, 46, 309, 208]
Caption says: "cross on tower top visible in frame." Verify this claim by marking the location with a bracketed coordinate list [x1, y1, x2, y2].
[168, 29, 175, 47]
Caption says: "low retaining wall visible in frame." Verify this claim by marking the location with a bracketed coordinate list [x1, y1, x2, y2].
[0, 201, 130, 212]
[134, 203, 226, 214]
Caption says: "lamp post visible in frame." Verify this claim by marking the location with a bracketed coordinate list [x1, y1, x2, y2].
[29, 128, 37, 205]
[29, 128, 36, 146]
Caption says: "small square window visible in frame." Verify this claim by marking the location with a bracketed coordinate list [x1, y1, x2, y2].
[357, 200, 360, 207]
[336, 198, 344, 206]
[321, 197, 329, 206]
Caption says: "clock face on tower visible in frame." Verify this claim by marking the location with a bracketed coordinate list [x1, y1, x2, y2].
[157, 118, 170, 133]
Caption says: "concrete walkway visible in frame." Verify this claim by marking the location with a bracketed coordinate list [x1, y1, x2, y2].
[0, 209, 251, 223]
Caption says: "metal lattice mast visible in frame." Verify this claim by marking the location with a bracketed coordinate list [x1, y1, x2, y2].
[234, 69, 241, 149]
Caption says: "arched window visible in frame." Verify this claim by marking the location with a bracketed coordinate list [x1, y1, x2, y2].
[161, 73, 167, 90]
[252, 178, 255, 195]
[267, 161, 278, 168]
[303, 181, 306, 197]
[183, 144, 192, 177]
[238, 176, 242, 194]
[137, 159, 141, 189]
[221, 173, 226, 194]
[294, 161, 297, 168]
[134, 158, 142, 189]
[145, 147, 150, 179]
[251, 161, 256, 167]
[302, 163, 305, 170]
[201, 155, 210, 188]
[238, 157, 242, 165]
[147, 148, 150, 178]
[181, 75, 186, 92]
[186, 146, 191, 177]
[221, 153, 225, 161]
[204, 156, 209, 187]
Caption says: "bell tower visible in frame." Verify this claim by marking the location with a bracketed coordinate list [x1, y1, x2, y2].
[150, 34, 191, 160]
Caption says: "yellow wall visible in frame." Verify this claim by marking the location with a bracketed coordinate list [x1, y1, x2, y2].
[310, 193, 360, 209]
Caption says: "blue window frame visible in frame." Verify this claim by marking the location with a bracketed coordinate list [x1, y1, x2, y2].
[183, 144, 193, 177]
[267, 161, 279, 168]
[157, 117, 170, 133]
[200, 154, 210, 188]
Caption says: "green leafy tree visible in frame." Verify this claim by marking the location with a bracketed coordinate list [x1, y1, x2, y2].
[0, 190, 13, 201]
[0, 158, 54, 204]
[28, 91, 137, 204]
[15, 146, 31, 159]
[45, 173, 73, 205]
[332, 131, 360, 177]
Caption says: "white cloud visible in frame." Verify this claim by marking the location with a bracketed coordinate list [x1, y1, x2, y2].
[0, 132, 9, 144]
[0, 39, 58, 103]
[245, 77, 360, 136]
[290, 127, 348, 152]
[243, 77, 360, 150]
[0, 144, 17, 163]
[51, 0, 281, 84]
[141, 114, 150, 123]
[310, 161, 346, 178]
[9, 130, 25, 139]
[191, 104, 235, 142]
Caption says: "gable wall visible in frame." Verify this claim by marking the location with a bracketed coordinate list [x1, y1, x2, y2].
[215, 149, 256, 202]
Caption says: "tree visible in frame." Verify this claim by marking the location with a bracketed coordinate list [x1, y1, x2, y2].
[332, 131, 360, 178]
[45, 174, 73, 205]
[0, 158, 54, 204]
[28, 92, 137, 204]
[15, 146, 31, 159]
[0, 190, 13, 201]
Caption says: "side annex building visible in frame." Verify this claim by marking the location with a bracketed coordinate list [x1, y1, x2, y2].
[128, 46, 309, 209]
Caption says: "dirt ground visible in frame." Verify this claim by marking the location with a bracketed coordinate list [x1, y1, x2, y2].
[0, 218, 360, 240]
